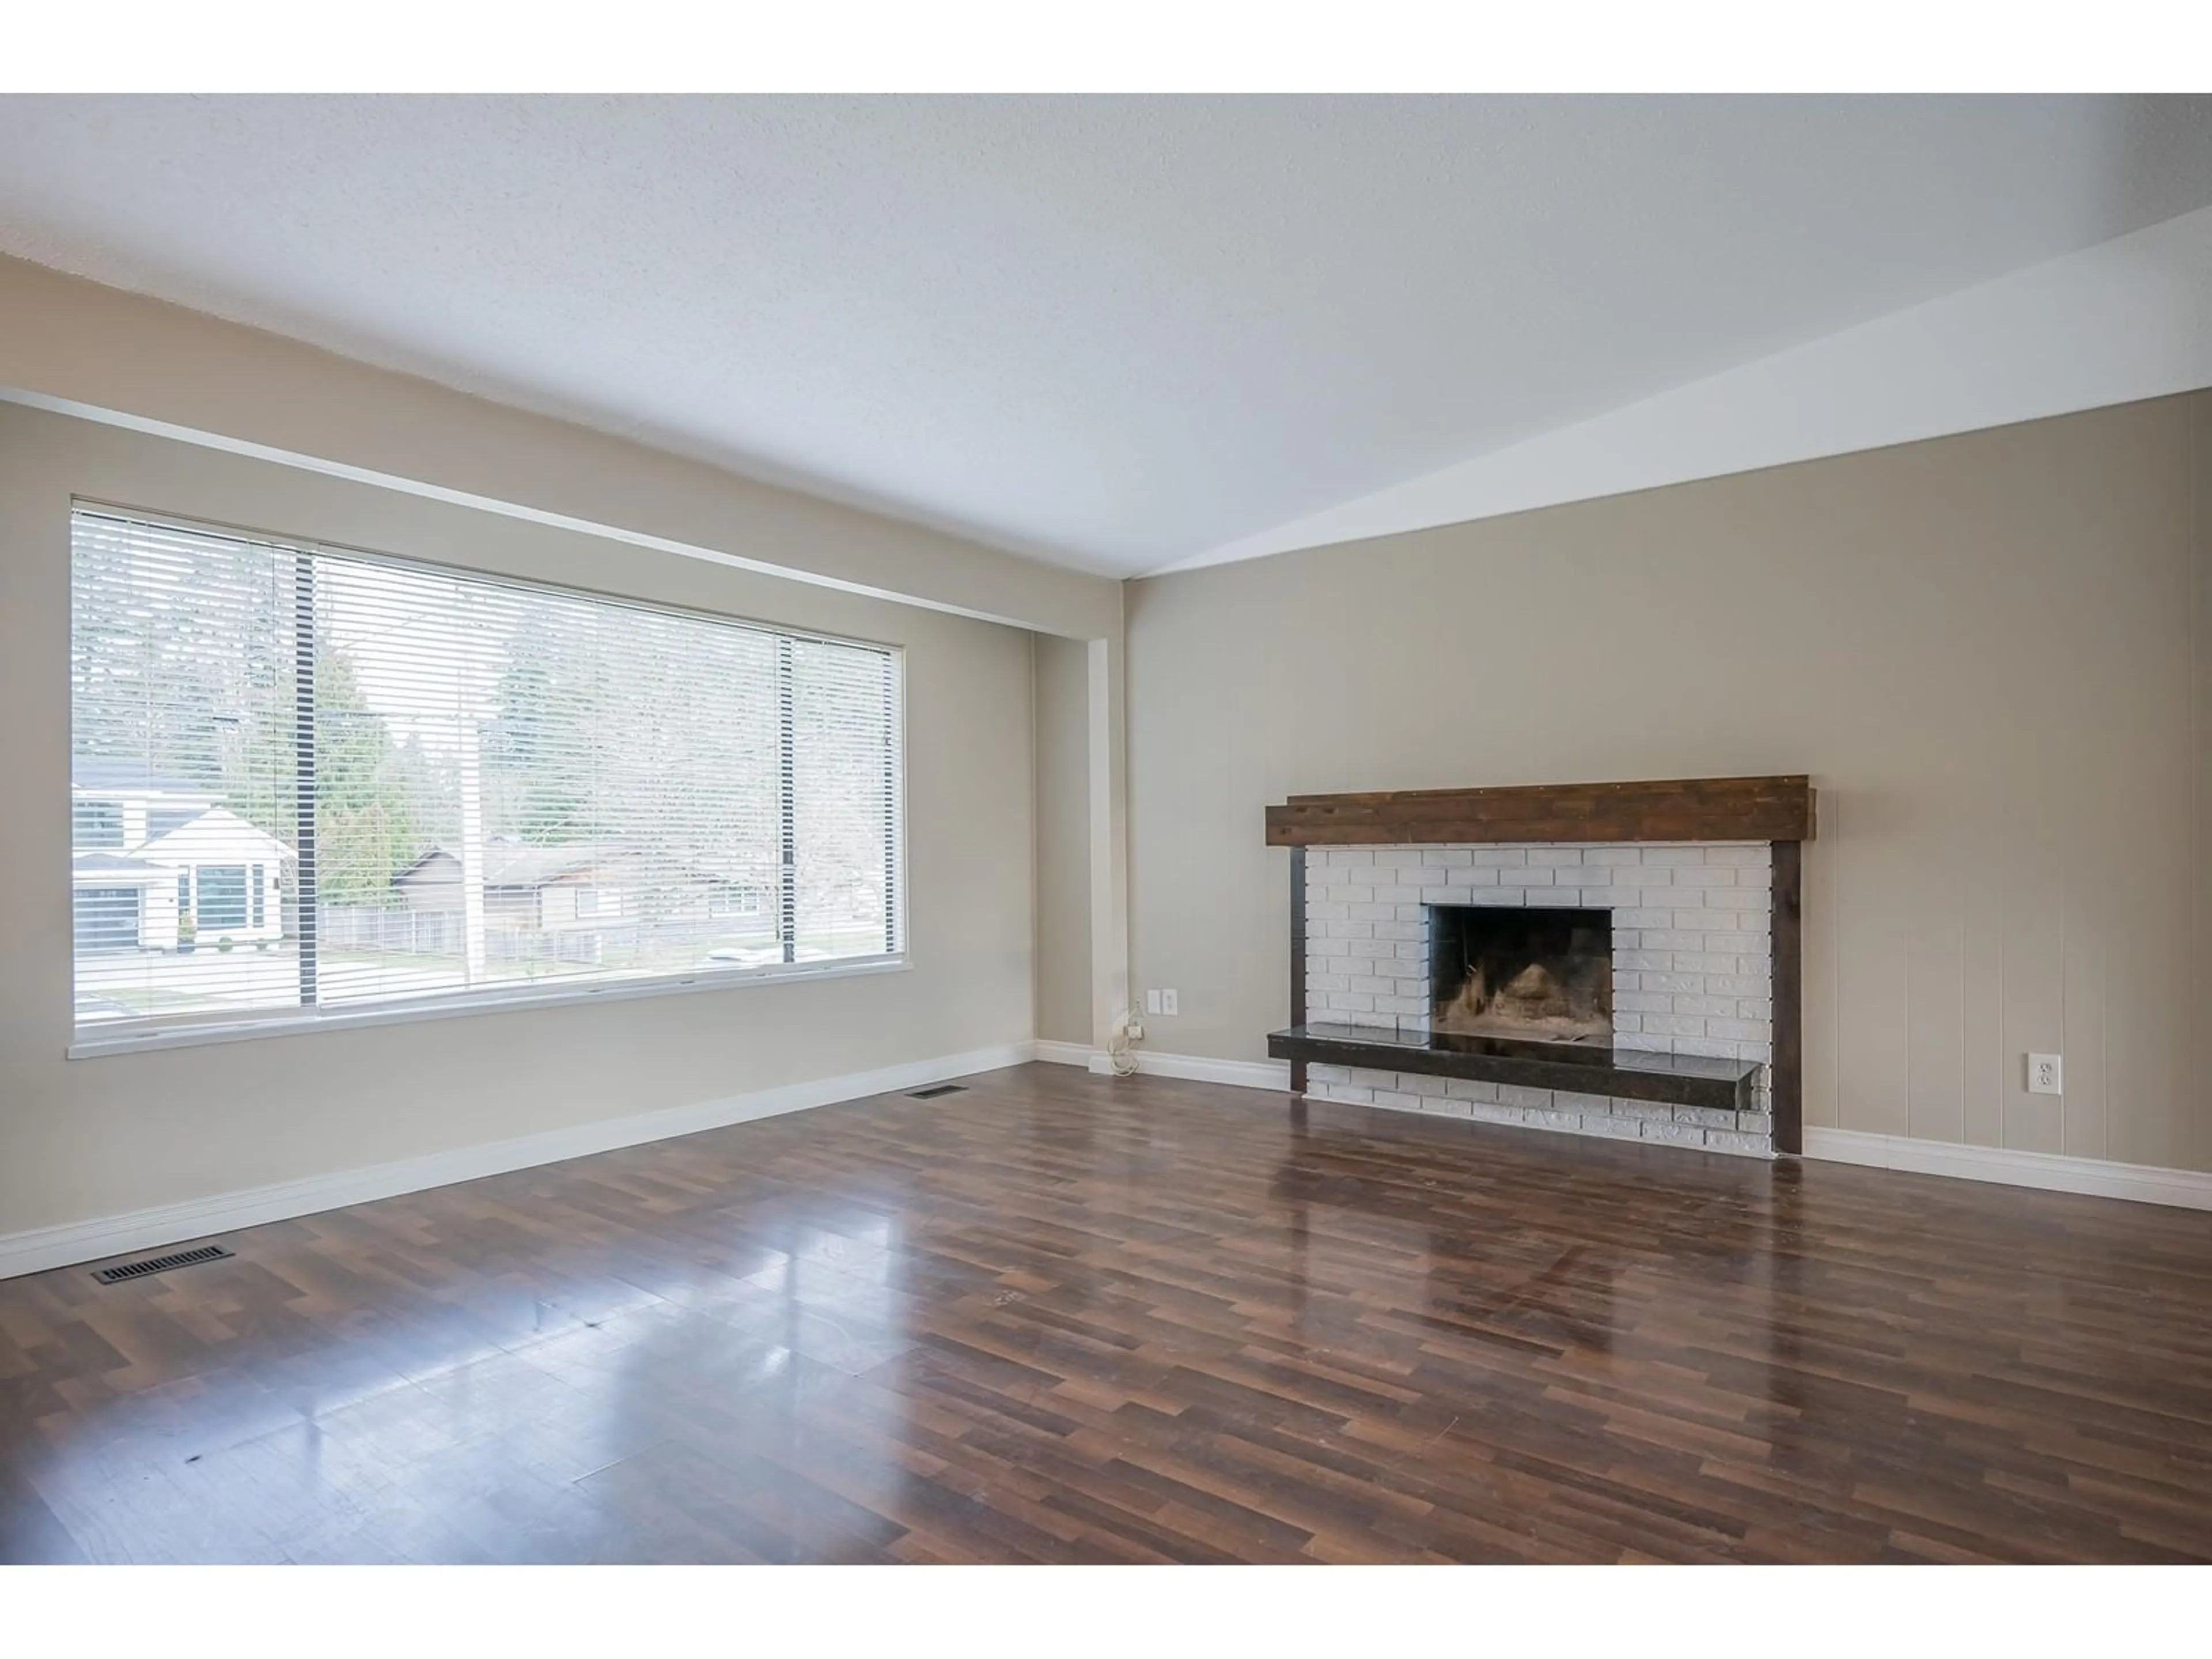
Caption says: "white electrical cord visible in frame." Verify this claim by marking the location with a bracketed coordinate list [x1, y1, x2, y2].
[1103, 1010, 1139, 1077]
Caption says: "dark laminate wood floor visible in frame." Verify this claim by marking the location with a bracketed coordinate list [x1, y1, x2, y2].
[3, 1063, 2210, 1563]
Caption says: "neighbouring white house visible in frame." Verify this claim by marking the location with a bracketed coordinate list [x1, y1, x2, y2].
[71, 759, 291, 953]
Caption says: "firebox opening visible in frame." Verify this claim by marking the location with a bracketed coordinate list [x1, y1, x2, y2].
[1429, 906, 1612, 1045]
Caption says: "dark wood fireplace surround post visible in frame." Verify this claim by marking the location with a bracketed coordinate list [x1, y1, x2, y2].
[1269, 776, 1814, 1156]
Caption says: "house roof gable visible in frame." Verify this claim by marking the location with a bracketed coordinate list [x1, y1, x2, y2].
[135, 805, 293, 863]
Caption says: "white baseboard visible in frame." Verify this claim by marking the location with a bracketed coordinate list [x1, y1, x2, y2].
[0, 1043, 1032, 1282]
[1029, 1039, 1095, 1068]
[1132, 1050, 1293, 1091]
[1039, 1055, 2212, 1208]
[41, 1057, 2199, 1283]
[1804, 1127, 2212, 1212]
[1035, 1042, 1293, 1093]
[1028, 1039, 1291, 1093]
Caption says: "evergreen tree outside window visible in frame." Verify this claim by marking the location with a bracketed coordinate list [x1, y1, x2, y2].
[70, 506, 904, 1036]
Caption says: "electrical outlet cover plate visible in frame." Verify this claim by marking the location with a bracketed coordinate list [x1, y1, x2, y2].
[2028, 1053, 2063, 1095]
[1162, 990, 1179, 1016]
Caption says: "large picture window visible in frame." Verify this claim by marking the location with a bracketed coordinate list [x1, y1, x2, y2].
[69, 506, 905, 1039]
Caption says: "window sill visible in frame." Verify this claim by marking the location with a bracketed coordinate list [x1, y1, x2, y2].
[66, 954, 911, 1060]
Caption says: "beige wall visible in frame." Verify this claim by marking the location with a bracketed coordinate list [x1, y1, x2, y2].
[0, 256, 1122, 639]
[1032, 634, 1094, 1044]
[0, 403, 1038, 1237]
[1123, 392, 2212, 1174]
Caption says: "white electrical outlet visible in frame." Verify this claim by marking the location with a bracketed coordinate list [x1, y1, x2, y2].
[1145, 989, 1161, 1015]
[1162, 989, 1179, 1016]
[2027, 1053, 2063, 1096]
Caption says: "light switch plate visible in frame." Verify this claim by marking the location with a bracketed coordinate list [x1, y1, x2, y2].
[2027, 1053, 2063, 1096]
[1145, 989, 1161, 1015]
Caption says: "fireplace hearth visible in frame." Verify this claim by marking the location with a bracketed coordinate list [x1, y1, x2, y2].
[1264, 776, 1813, 1158]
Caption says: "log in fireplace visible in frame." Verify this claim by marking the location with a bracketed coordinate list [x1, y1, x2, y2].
[1429, 905, 1612, 1044]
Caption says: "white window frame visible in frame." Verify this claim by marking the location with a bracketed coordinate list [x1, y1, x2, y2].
[67, 502, 910, 1059]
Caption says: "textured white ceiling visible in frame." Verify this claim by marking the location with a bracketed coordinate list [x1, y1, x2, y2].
[2, 95, 2209, 578]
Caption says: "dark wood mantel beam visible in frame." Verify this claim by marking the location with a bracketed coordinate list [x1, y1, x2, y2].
[1265, 775, 1815, 847]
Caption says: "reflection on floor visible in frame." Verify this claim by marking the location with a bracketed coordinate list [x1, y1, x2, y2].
[2, 1063, 2210, 1562]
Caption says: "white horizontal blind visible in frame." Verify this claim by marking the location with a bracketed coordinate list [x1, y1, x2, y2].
[70, 507, 904, 1036]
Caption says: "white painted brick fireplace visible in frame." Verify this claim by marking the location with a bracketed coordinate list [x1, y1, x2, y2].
[1301, 840, 1778, 1156]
